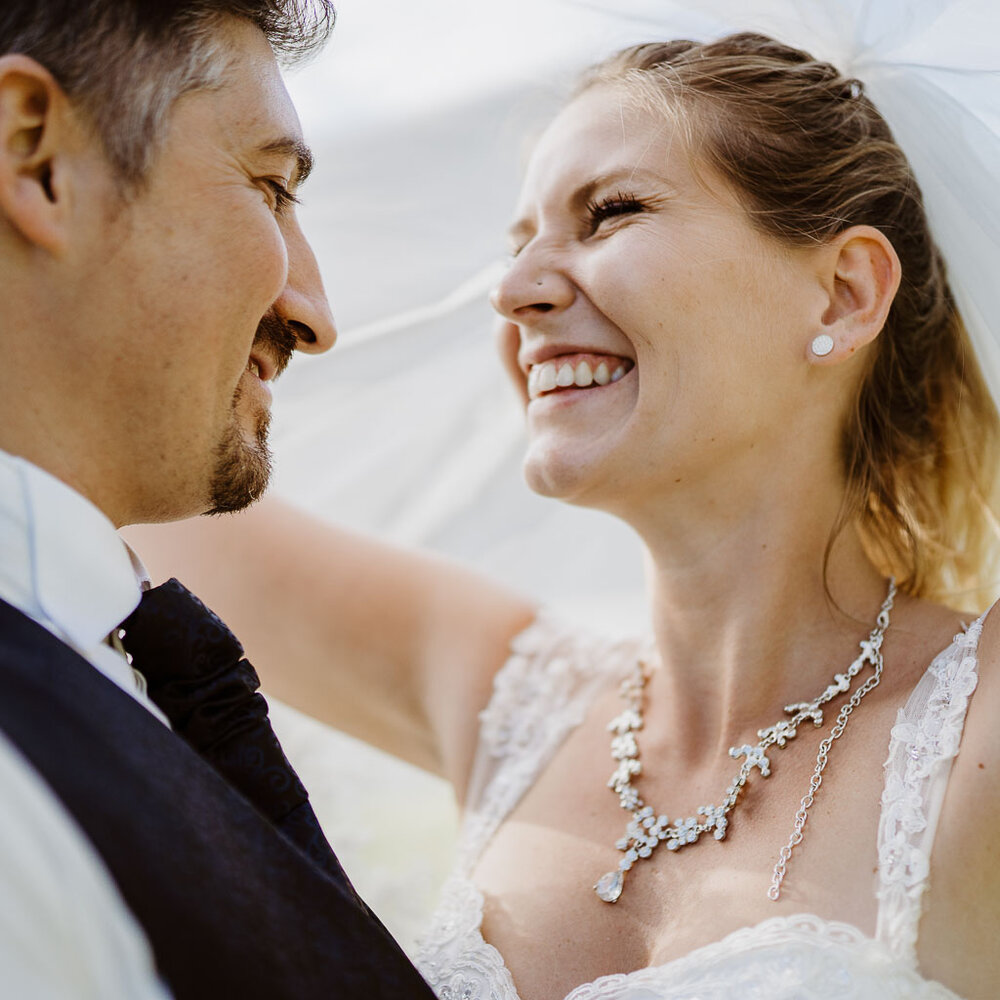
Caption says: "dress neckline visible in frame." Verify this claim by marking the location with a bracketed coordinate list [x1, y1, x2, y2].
[428, 874, 964, 1000]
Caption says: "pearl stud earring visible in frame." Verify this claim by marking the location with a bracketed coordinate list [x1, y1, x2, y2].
[811, 334, 834, 357]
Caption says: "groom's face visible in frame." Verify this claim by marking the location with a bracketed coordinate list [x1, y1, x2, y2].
[87, 17, 336, 522]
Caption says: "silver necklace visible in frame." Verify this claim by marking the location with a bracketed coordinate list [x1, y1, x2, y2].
[594, 578, 896, 904]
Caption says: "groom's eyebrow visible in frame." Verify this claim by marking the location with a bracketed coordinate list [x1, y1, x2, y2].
[257, 136, 315, 187]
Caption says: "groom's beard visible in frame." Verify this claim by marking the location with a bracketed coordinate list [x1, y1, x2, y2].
[205, 313, 297, 516]
[205, 386, 272, 515]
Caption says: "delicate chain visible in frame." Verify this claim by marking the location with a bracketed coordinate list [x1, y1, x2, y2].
[767, 587, 895, 899]
[593, 578, 897, 905]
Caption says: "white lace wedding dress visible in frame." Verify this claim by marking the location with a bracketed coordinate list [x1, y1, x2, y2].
[414, 610, 985, 999]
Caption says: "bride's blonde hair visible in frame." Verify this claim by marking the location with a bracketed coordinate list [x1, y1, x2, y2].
[577, 33, 1000, 611]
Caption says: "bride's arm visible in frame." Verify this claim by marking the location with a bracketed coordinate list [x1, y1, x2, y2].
[123, 496, 536, 794]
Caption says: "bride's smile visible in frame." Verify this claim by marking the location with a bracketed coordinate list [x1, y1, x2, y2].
[524, 353, 632, 399]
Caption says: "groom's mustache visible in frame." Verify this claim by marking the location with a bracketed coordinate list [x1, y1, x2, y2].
[253, 312, 298, 380]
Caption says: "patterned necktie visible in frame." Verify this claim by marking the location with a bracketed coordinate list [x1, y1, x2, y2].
[118, 577, 350, 885]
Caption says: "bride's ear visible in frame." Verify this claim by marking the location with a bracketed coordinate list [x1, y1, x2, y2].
[807, 226, 901, 365]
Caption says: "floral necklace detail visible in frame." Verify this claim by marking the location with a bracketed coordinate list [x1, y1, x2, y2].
[594, 578, 897, 903]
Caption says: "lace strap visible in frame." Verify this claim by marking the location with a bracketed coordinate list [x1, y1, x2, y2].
[875, 611, 988, 961]
[456, 611, 640, 873]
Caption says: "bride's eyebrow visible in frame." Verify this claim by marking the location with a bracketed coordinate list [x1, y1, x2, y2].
[571, 167, 669, 205]
[507, 166, 674, 243]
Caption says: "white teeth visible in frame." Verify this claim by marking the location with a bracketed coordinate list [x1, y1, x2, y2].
[527, 357, 629, 399]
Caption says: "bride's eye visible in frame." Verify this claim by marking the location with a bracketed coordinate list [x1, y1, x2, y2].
[585, 191, 647, 234]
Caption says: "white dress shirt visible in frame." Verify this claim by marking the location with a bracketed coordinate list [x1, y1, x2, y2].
[0, 449, 172, 998]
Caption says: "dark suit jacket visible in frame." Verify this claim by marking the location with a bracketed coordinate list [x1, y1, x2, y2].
[0, 597, 435, 999]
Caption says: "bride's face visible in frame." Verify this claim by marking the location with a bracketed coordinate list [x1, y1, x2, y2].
[492, 84, 828, 515]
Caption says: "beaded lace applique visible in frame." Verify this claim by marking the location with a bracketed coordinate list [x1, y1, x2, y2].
[875, 616, 984, 962]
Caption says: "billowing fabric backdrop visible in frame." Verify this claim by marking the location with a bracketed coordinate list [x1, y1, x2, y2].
[266, 0, 1000, 949]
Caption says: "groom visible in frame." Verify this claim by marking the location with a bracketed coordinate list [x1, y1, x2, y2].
[0, 1, 434, 997]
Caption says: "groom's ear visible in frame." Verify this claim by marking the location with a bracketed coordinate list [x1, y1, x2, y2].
[0, 54, 80, 255]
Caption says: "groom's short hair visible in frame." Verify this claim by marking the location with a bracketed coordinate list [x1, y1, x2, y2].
[0, 0, 335, 187]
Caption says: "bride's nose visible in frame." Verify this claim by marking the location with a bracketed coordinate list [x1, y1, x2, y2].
[490, 247, 575, 322]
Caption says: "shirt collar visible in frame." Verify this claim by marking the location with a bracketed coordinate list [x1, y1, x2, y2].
[0, 450, 142, 651]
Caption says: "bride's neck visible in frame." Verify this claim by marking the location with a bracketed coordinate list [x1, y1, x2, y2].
[633, 484, 887, 759]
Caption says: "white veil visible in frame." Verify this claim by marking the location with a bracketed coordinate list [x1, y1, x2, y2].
[585, 0, 1000, 409]
[269, 0, 1000, 947]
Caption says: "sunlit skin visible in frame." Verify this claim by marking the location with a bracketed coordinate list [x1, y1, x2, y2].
[0, 17, 335, 527]
[126, 75, 1000, 1000]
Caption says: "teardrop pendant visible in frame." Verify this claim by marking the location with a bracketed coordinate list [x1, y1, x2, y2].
[594, 870, 624, 903]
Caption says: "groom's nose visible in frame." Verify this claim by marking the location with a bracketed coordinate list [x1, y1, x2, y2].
[275, 216, 337, 355]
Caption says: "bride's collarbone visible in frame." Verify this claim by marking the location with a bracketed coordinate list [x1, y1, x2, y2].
[474, 809, 881, 999]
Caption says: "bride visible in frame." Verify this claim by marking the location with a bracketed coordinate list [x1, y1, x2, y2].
[130, 30, 1000, 1000]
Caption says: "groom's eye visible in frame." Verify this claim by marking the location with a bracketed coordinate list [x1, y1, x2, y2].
[263, 179, 300, 214]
